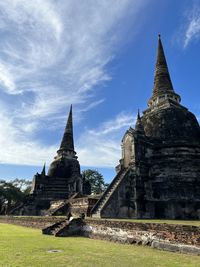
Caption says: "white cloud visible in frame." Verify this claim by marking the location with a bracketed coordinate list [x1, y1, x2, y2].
[183, 5, 200, 48]
[77, 112, 136, 167]
[0, 106, 136, 168]
[0, 0, 144, 116]
[89, 113, 136, 136]
[0, 0, 146, 167]
[0, 104, 56, 166]
[0, 63, 16, 94]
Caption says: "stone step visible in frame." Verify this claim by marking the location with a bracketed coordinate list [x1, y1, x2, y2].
[45, 183, 69, 186]
[42, 189, 69, 193]
[91, 168, 131, 216]
[92, 212, 101, 218]
[42, 220, 66, 235]
[40, 188, 69, 192]
[52, 222, 67, 234]
[47, 185, 68, 187]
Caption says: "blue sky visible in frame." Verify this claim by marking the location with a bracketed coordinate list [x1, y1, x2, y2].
[0, 0, 200, 183]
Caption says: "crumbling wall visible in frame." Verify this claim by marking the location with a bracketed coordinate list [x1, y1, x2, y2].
[0, 216, 63, 229]
[70, 197, 98, 216]
[1, 216, 200, 247]
[84, 219, 200, 247]
[145, 145, 200, 219]
[1, 216, 200, 255]
[85, 219, 200, 255]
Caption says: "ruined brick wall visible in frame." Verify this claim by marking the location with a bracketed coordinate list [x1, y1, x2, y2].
[0, 216, 63, 229]
[85, 219, 200, 247]
[145, 145, 200, 219]
[70, 197, 98, 217]
[1, 216, 199, 248]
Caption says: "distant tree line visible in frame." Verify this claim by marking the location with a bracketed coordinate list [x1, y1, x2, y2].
[0, 179, 32, 215]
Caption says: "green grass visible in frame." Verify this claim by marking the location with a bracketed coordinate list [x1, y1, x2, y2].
[0, 224, 199, 267]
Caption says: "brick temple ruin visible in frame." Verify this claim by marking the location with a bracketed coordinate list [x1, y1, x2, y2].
[16, 35, 200, 219]
[91, 35, 200, 219]
[16, 106, 93, 215]
[30, 105, 83, 200]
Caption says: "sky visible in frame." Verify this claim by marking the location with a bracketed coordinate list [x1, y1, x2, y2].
[0, 0, 200, 183]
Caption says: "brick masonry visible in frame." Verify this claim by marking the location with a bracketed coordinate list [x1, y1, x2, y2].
[1, 216, 199, 247]
[84, 219, 200, 247]
[0, 216, 63, 229]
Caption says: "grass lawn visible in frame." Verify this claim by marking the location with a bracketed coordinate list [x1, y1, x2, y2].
[0, 223, 199, 267]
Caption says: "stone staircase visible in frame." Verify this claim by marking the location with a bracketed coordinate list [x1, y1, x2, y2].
[42, 218, 84, 237]
[46, 192, 79, 216]
[46, 200, 68, 216]
[9, 203, 24, 215]
[91, 168, 129, 218]
[42, 219, 68, 235]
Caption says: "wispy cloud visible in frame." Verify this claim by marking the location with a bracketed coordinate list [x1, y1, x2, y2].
[0, 0, 142, 117]
[0, 106, 136, 168]
[77, 112, 136, 167]
[0, 103, 56, 166]
[183, 4, 200, 48]
[0, 0, 146, 167]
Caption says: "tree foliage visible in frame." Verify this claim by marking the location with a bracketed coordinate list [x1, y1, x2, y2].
[82, 169, 108, 194]
[0, 179, 31, 214]
[11, 179, 32, 194]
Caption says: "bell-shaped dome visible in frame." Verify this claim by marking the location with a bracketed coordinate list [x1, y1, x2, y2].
[142, 106, 200, 141]
[47, 105, 81, 180]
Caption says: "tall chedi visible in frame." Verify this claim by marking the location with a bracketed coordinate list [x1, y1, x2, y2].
[142, 34, 200, 141]
[48, 105, 81, 188]
[29, 105, 83, 212]
[92, 35, 200, 220]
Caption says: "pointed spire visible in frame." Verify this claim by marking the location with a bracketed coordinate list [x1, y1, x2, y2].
[152, 34, 174, 97]
[135, 109, 145, 134]
[59, 105, 74, 152]
[137, 109, 141, 120]
[41, 163, 46, 176]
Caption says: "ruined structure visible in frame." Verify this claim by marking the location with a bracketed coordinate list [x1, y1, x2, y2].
[31, 105, 82, 199]
[19, 106, 85, 215]
[92, 35, 200, 219]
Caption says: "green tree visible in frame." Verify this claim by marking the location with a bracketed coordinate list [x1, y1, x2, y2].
[82, 169, 108, 194]
[0, 179, 31, 214]
[0, 180, 24, 214]
[11, 179, 32, 194]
